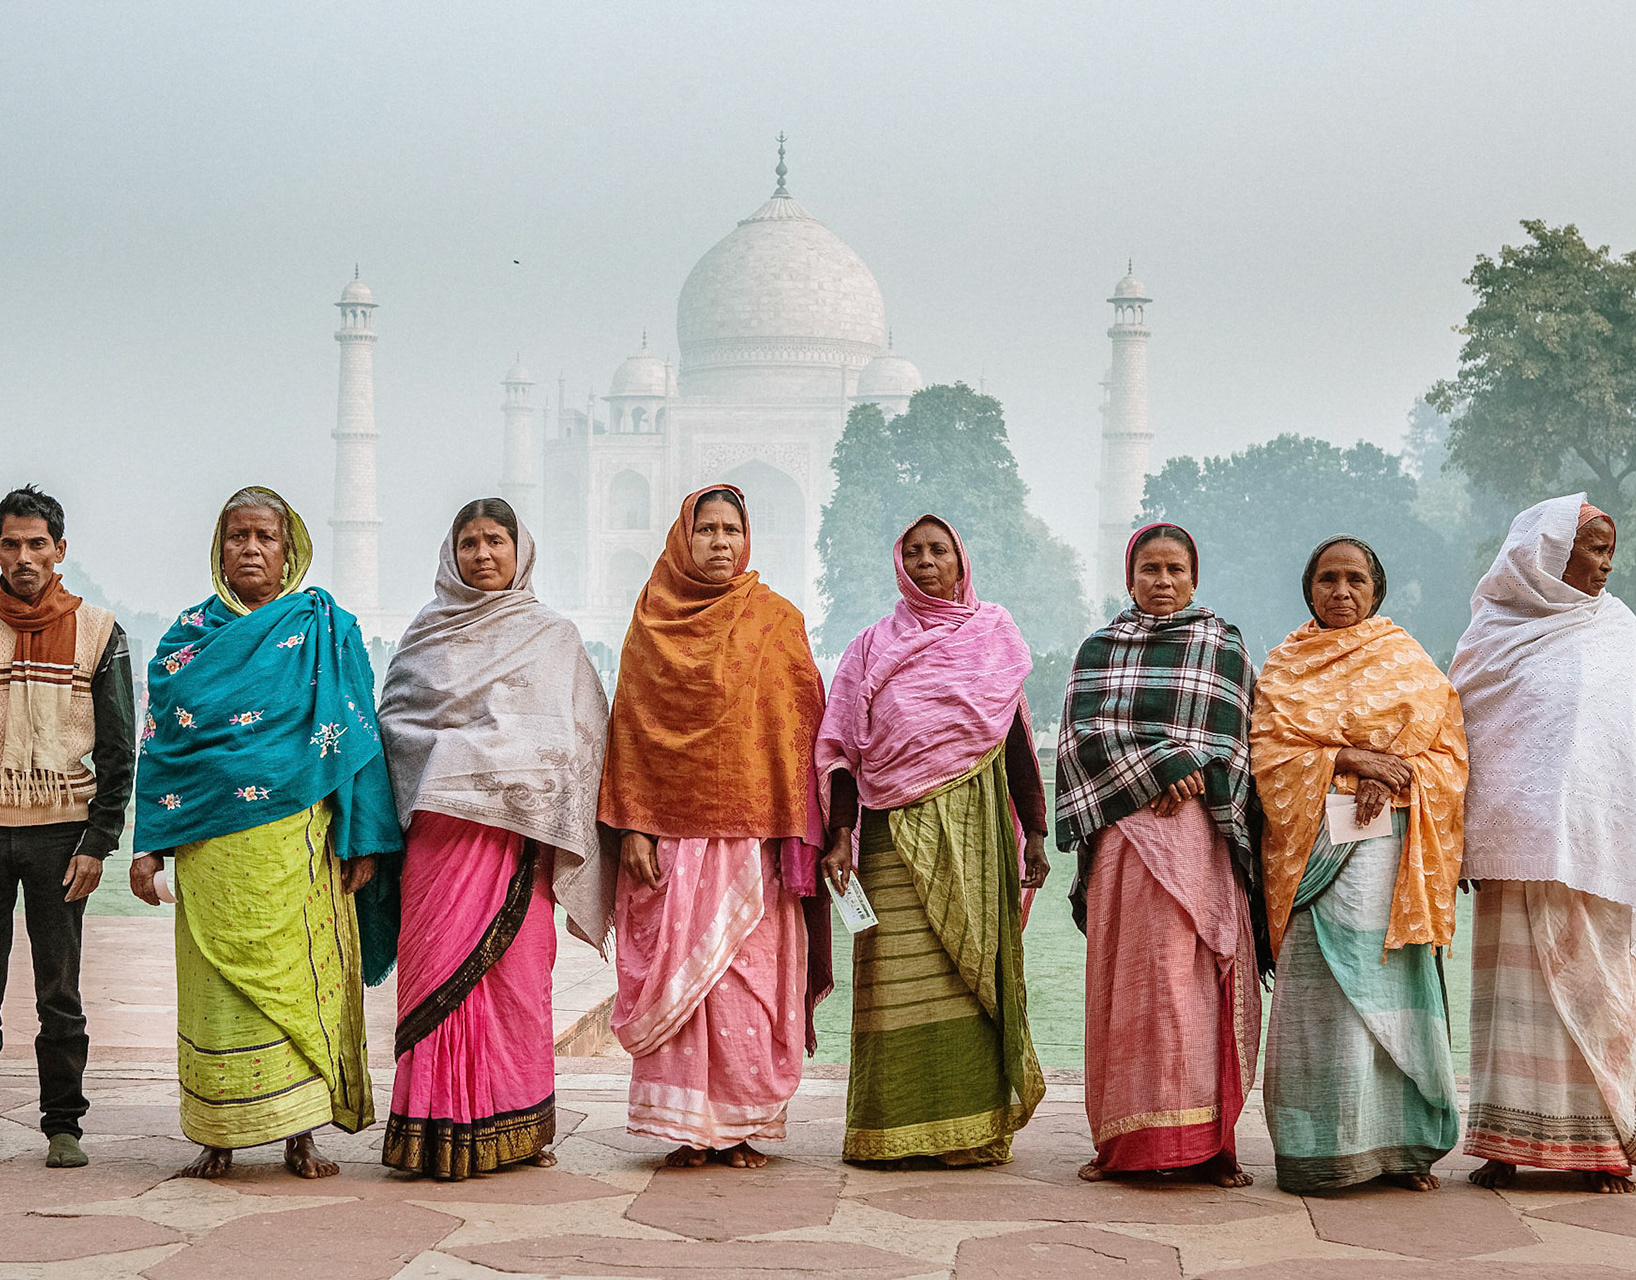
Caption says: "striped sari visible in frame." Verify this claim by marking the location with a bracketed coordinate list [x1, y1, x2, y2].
[1264, 810, 1459, 1191]
[1465, 881, 1636, 1173]
[843, 745, 1044, 1164]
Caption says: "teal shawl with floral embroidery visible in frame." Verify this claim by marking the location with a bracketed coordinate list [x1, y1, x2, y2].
[134, 587, 402, 981]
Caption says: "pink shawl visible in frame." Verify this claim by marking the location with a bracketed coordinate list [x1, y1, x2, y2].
[815, 515, 1033, 817]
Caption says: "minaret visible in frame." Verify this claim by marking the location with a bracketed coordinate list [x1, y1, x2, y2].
[500, 357, 540, 530]
[1097, 264, 1154, 605]
[331, 269, 382, 635]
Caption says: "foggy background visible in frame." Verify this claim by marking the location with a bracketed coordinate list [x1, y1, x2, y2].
[5, 1, 1634, 621]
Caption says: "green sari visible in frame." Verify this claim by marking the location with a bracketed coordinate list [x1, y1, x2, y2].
[1264, 808, 1459, 1191]
[843, 744, 1044, 1164]
[175, 801, 374, 1148]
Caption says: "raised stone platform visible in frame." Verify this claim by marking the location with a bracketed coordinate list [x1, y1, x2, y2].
[3, 915, 1633, 1279]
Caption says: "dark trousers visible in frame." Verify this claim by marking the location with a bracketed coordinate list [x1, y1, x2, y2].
[0, 823, 90, 1138]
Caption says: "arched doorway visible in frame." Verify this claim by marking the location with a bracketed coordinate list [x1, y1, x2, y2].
[722, 459, 806, 609]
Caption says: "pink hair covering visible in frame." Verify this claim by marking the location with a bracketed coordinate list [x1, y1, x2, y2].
[1125, 522, 1200, 588]
[814, 514, 1033, 816]
[1579, 502, 1614, 530]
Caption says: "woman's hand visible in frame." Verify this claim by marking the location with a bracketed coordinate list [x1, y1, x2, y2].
[821, 826, 854, 893]
[620, 831, 662, 891]
[1335, 747, 1413, 793]
[1353, 777, 1393, 827]
[130, 854, 163, 907]
[340, 854, 376, 895]
[1151, 769, 1205, 818]
[1021, 833, 1050, 889]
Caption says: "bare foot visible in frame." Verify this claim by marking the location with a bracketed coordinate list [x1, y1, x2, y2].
[1386, 1171, 1439, 1192]
[663, 1144, 709, 1168]
[527, 1149, 557, 1168]
[1078, 1161, 1115, 1182]
[1585, 1171, 1635, 1194]
[1191, 1151, 1253, 1187]
[284, 1133, 339, 1179]
[178, 1145, 234, 1178]
[1469, 1159, 1516, 1189]
[715, 1142, 768, 1169]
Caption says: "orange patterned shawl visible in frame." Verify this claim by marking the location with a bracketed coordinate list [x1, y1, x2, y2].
[598, 484, 825, 841]
[1251, 616, 1467, 958]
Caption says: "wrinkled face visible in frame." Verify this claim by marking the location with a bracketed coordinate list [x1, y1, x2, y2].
[1130, 536, 1195, 616]
[1310, 543, 1377, 629]
[1563, 517, 1616, 597]
[0, 515, 66, 604]
[220, 506, 287, 610]
[901, 520, 962, 602]
[690, 499, 746, 583]
[455, 517, 518, 591]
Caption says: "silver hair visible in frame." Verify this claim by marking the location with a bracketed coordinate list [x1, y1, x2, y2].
[218, 487, 294, 568]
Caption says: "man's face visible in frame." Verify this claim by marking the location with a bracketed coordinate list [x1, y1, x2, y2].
[0, 515, 66, 604]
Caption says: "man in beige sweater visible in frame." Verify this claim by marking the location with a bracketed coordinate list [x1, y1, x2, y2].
[0, 485, 134, 1167]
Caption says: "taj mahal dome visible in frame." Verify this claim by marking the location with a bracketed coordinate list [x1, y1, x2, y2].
[327, 142, 1152, 650]
[517, 140, 923, 652]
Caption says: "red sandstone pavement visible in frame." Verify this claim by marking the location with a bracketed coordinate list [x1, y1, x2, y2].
[3, 917, 1635, 1279]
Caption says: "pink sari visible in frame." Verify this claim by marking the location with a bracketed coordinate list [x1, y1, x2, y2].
[1082, 798, 1260, 1171]
[383, 811, 558, 1179]
[614, 837, 807, 1148]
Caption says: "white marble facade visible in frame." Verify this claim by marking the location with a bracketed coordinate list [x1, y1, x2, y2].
[527, 144, 925, 652]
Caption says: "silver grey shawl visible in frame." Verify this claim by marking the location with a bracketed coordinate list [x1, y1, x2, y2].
[379, 521, 616, 954]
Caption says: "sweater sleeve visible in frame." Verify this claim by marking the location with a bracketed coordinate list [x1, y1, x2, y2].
[76, 624, 136, 861]
[1005, 707, 1048, 836]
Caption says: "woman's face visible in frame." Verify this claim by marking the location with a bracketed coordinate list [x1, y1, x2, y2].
[690, 499, 746, 583]
[455, 517, 517, 591]
[1563, 516, 1616, 596]
[220, 506, 287, 610]
[1130, 536, 1195, 616]
[1310, 543, 1378, 629]
[901, 520, 962, 601]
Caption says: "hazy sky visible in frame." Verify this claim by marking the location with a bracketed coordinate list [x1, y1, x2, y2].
[5, 1, 1634, 618]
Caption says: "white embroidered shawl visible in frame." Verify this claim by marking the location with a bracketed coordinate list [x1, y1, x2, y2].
[379, 520, 616, 953]
[1449, 493, 1636, 907]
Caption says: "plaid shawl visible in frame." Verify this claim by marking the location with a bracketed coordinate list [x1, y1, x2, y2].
[1056, 605, 1256, 872]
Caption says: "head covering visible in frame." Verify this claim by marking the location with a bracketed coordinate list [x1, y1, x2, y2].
[1579, 502, 1613, 530]
[136, 488, 402, 981]
[1301, 535, 1387, 625]
[379, 517, 616, 953]
[1449, 493, 1636, 908]
[816, 514, 1033, 816]
[1252, 616, 1467, 958]
[598, 484, 825, 840]
[1124, 523, 1199, 589]
[211, 487, 314, 616]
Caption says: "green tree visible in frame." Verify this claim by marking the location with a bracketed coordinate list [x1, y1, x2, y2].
[1141, 434, 1469, 663]
[1429, 220, 1636, 591]
[816, 383, 1091, 674]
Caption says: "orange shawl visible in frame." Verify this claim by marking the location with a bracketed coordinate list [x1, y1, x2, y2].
[1251, 616, 1467, 958]
[598, 484, 825, 840]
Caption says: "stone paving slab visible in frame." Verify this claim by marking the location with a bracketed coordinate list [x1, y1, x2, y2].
[5, 912, 1636, 1278]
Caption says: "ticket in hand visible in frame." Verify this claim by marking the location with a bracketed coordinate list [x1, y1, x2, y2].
[826, 873, 879, 933]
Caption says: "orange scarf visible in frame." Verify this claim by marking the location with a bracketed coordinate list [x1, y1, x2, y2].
[0, 574, 83, 802]
[598, 485, 824, 840]
[1251, 616, 1467, 958]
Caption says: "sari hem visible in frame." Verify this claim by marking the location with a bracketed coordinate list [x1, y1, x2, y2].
[1274, 1145, 1447, 1193]
[381, 1094, 555, 1180]
[842, 1107, 1024, 1164]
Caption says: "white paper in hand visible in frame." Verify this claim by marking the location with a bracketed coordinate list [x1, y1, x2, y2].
[1325, 793, 1393, 844]
[152, 865, 178, 904]
[826, 874, 879, 934]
